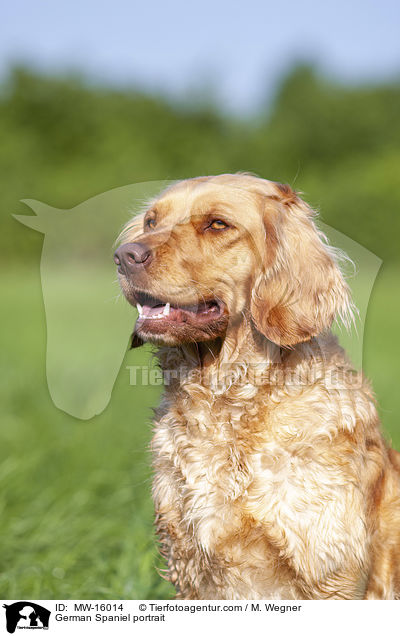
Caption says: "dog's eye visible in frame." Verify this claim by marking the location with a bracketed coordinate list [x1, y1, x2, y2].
[145, 217, 156, 230]
[208, 219, 228, 231]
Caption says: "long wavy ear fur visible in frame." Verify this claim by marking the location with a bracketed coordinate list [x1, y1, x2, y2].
[250, 184, 353, 347]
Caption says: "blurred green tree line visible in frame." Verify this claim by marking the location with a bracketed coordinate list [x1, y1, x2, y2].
[1, 64, 399, 263]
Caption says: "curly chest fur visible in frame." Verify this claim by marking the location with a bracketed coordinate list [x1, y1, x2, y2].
[151, 381, 372, 599]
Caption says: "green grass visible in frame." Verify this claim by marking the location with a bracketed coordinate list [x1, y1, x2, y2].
[0, 267, 173, 599]
[362, 265, 400, 450]
[0, 265, 399, 599]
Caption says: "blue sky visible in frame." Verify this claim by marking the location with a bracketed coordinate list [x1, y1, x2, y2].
[2, 0, 400, 112]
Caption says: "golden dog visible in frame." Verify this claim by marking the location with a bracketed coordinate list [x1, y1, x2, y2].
[114, 173, 400, 599]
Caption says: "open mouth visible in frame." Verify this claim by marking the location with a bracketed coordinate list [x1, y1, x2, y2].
[133, 291, 224, 325]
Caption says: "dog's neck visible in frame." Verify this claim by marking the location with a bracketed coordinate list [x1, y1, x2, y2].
[156, 317, 286, 396]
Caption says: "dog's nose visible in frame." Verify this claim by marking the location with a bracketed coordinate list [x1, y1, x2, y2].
[114, 242, 153, 274]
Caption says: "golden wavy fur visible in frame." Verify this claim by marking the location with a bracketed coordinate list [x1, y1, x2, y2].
[116, 174, 400, 599]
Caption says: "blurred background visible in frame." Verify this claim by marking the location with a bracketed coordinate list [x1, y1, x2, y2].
[1, 0, 399, 599]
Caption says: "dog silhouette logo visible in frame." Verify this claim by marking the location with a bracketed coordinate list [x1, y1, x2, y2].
[14, 181, 168, 420]
[2, 602, 50, 633]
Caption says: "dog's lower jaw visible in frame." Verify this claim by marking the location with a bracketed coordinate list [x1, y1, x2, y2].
[151, 329, 400, 600]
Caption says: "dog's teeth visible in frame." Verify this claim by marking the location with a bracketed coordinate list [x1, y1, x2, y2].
[137, 303, 143, 315]
[163, 303, 170, 316]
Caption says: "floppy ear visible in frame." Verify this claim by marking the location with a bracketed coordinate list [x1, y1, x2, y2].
[250, 185, 353, 347]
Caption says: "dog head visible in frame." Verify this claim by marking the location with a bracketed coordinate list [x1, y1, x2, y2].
[115, 174, 352, 348]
